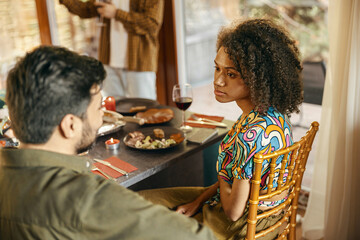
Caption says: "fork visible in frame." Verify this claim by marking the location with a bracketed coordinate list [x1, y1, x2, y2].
[91, 166, 116, 181]
[191, 114, 222, 124]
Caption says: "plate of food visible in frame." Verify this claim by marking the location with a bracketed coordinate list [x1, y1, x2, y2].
[135, 108, 174, 124]
[97, 110, 126, 137]
[123, 126, 185, 151]
[116, 98, 159, 115]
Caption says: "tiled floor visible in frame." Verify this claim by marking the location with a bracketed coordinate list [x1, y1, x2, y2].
[189, 83, 321, 190]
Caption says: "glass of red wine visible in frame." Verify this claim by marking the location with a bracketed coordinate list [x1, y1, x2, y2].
[96, 0, 106, 27]
[172, 83, 193, 132]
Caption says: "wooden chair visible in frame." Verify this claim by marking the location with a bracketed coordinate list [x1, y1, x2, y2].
[246, 121, 319, 240]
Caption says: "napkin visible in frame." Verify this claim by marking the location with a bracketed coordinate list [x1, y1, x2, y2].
[91, 156, 138, 178]
[185, 113, 225, 129]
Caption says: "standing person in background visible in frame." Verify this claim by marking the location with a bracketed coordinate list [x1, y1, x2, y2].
[60, 0, 164, 100]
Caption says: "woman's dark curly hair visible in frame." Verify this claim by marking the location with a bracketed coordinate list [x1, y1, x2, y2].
[216, 18, 303, 116]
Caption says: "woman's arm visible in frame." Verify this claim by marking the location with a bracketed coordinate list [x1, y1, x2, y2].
[218, 176, 250, 221]
[176, 182, 219, 217]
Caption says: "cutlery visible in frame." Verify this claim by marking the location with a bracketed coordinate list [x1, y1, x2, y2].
[190, 114, 222, 124]
[91, 166, 117, 181]
[185, 120, 227, 128]
[93, 158, 129, 176]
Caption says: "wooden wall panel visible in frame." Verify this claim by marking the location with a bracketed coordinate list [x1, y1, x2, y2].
[156, 0, 178, 106]
[35, 0, 52, 45]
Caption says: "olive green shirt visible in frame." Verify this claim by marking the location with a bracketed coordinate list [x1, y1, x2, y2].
[0, 149, 216, 239]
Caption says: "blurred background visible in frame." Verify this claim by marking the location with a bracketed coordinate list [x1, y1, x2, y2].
[0, 0, 328, 190]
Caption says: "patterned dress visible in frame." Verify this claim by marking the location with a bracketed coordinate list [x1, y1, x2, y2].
[209, 107, 293, 207]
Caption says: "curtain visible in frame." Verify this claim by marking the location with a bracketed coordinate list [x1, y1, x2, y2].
[302, 0, 360, 239]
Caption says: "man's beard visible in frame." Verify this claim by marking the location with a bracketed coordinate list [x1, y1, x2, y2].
[75, 118, 97, 155]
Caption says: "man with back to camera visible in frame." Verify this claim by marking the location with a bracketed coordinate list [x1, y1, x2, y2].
[0, 46, 216, 239]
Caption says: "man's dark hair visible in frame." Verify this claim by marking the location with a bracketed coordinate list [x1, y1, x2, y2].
[6, 46, 106, 143]
[217, 18, 303, 116]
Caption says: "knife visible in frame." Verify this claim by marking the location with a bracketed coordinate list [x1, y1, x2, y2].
[93, 158, 129, 176]
[185, 120, 227, 128]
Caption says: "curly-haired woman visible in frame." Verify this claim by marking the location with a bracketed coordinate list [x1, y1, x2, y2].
[140, 19, 303, 240]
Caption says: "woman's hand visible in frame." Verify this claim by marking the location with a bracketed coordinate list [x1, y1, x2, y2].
[175, 182, 219, 217]
[176, 201, 201, 217]
[94, 2, 117, 19]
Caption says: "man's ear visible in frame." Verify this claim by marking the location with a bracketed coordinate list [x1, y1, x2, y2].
[59, 114, 82, 139]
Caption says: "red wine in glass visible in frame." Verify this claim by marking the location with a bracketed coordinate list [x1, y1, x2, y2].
[174, 97, 192, 111]
[172, 83, 193, 132]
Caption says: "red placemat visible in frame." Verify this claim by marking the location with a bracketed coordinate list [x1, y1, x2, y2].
[92, 156, 137, 178]
[185, 113, 224, 129]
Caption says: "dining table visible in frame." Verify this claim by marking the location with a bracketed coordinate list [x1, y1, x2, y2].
[87, 103, 233, 191]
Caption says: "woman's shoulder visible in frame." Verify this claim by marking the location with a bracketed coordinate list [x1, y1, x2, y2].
[252, 107, 293, 148]
[239, 107, 291, 137]
[250, 107, 291, 128]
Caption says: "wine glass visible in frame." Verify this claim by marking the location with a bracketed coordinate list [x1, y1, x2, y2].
[95, 0, 106, 27]
[172, 83, 193, 132]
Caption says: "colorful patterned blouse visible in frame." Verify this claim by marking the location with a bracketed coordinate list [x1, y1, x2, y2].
[209, 107, 293, 207]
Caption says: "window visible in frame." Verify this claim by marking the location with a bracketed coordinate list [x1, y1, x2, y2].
[0, 0, 41, 89]
[183, 0, 328, 86]
[0, 0, 99, 90]
[184, 0, 237, 86]
[54, 1, 98, 58]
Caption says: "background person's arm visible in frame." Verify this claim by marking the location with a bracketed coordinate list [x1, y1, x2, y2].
[60, 0, 98, 18]
[114, 0, 164, 36]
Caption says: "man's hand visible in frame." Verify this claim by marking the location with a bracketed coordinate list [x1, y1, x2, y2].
[175, 201, 201, 217]
[94, 2, 117, 19]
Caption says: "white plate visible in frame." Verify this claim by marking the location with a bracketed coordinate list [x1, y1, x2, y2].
[97, 121, 125, 137]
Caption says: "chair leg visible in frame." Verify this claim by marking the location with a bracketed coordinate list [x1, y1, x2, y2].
[289, 221, 296, 240]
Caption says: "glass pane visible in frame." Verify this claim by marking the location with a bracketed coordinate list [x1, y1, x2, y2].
[238, 0, 329, 62]
[54, 1, 98, 58]
[184, 0, 329, 86]
[184, 0, 241, 86]
[0, 0, 41, 90]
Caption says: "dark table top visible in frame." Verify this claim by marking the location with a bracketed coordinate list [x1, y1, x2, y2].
[88, 106, 233, 187]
